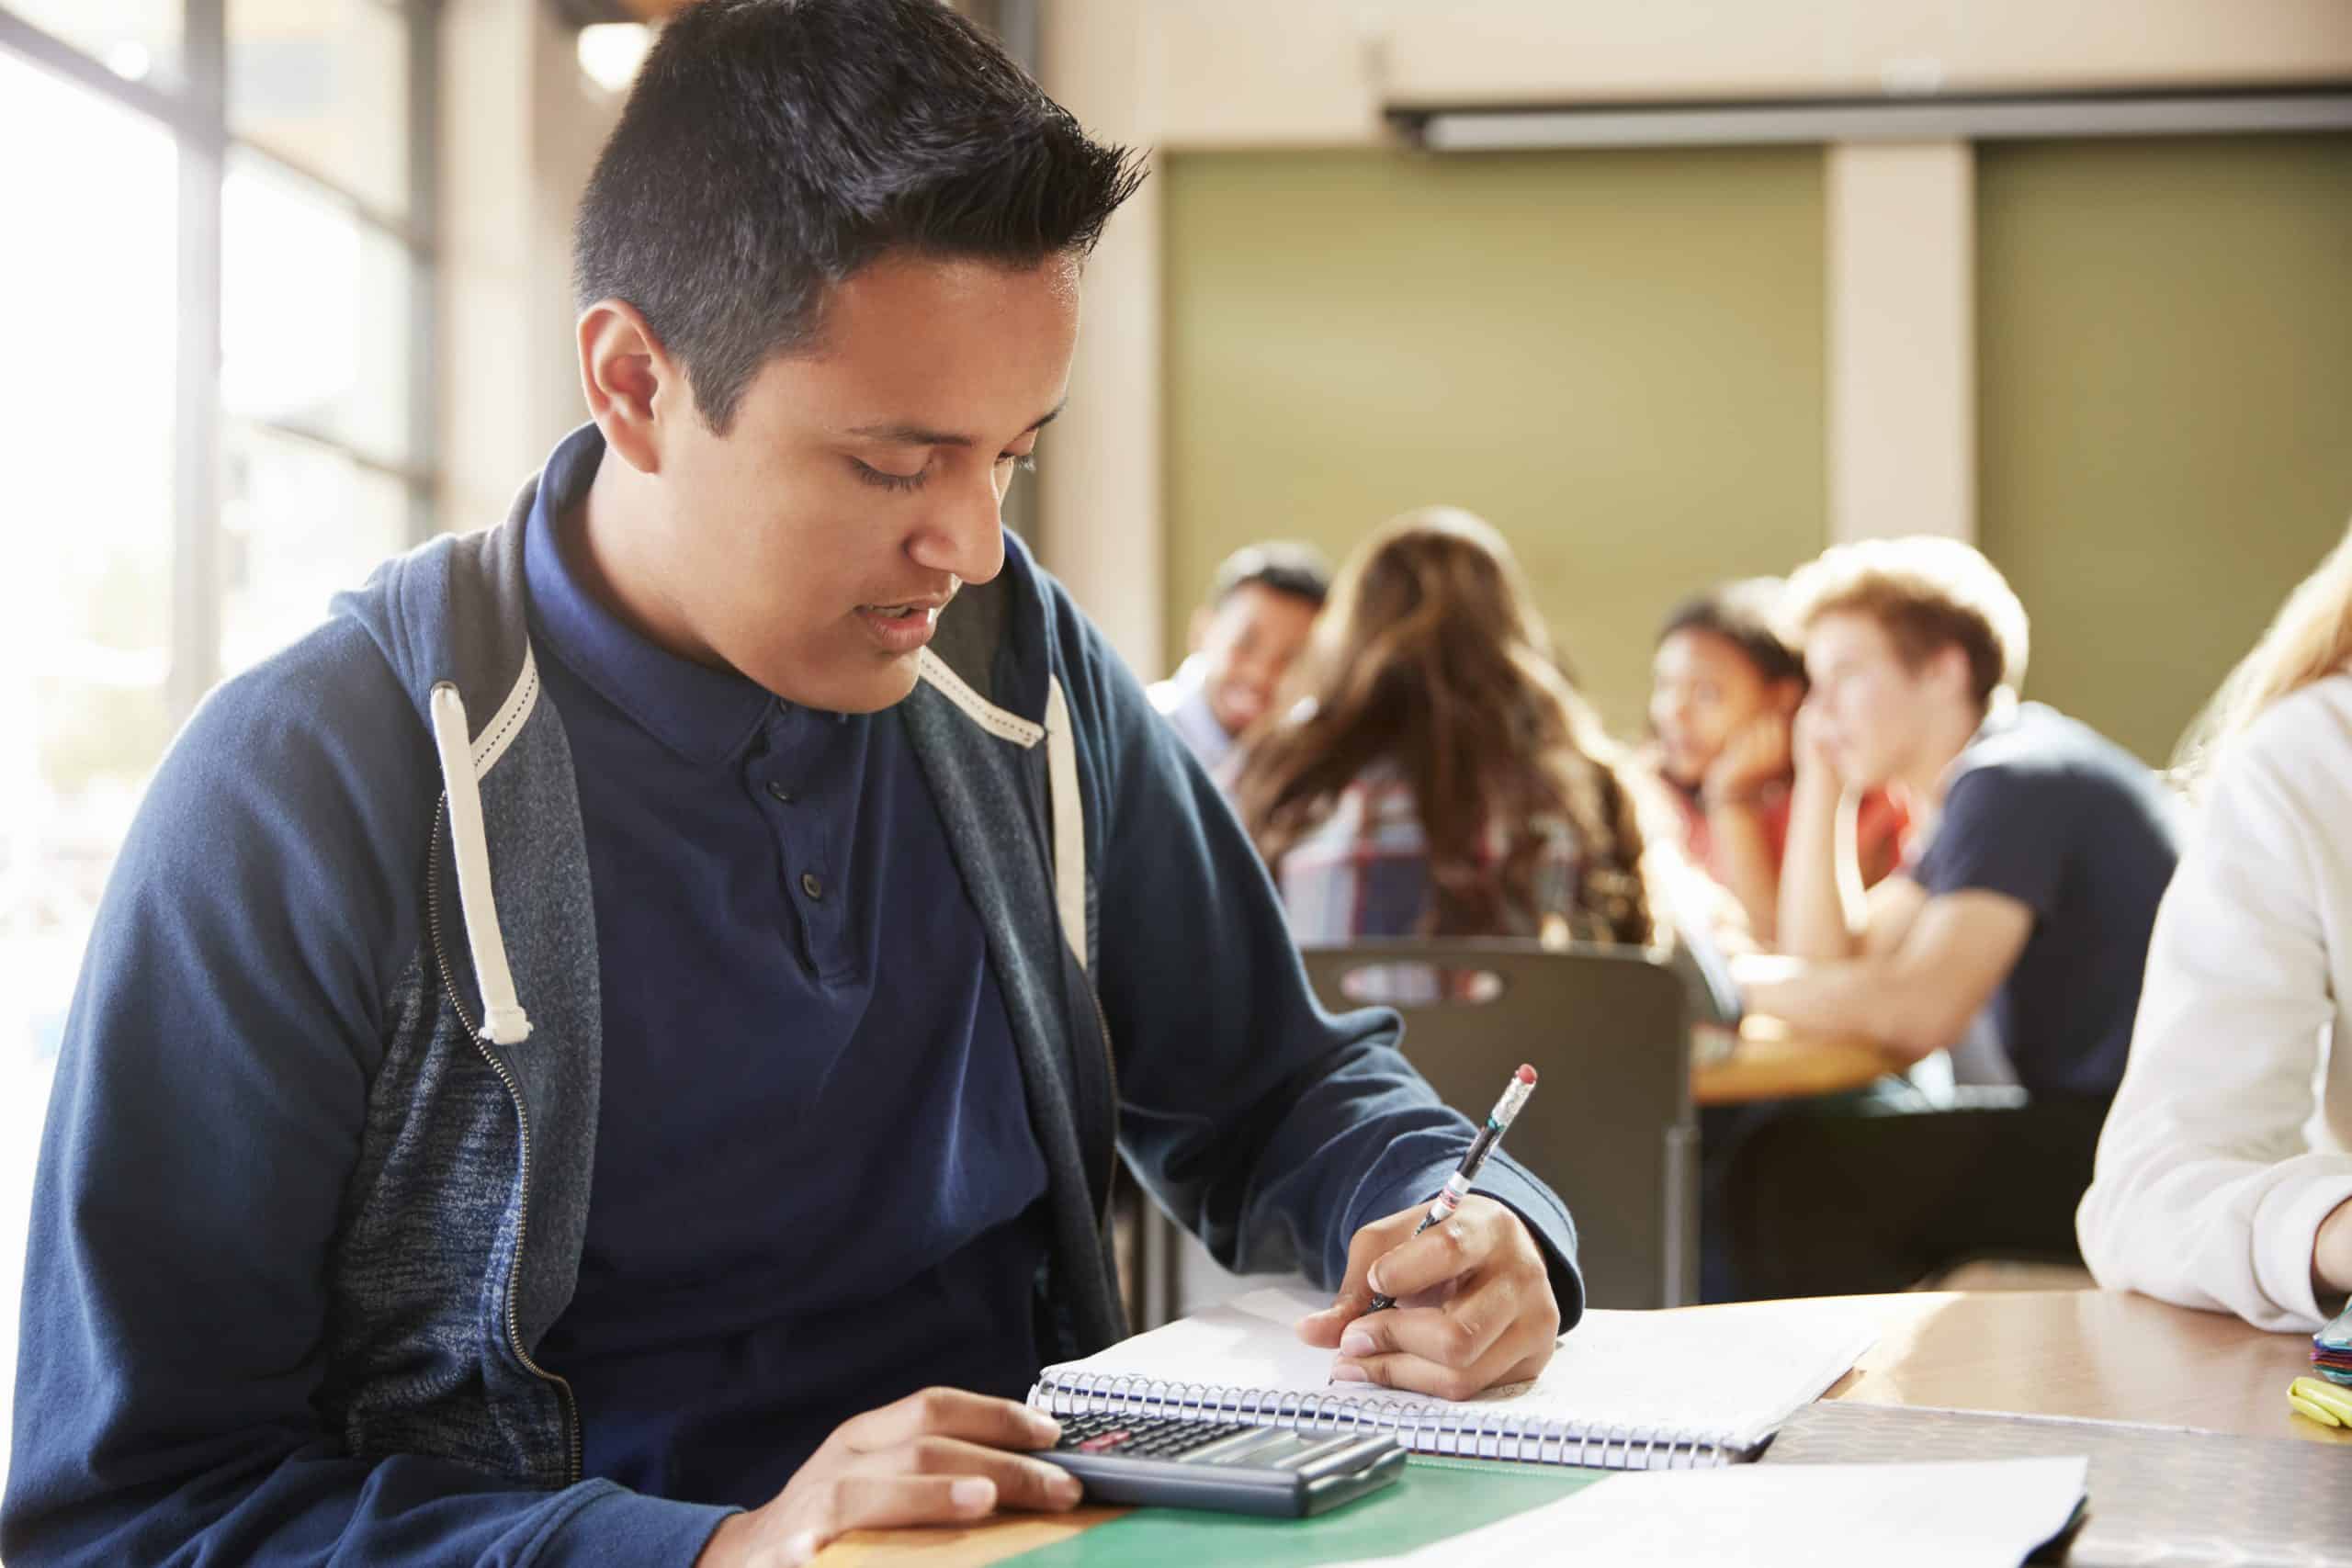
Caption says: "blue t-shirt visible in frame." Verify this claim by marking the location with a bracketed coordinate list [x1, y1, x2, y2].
[522, 425, 1050, 1506]
[1911, 702, 2181, 1102]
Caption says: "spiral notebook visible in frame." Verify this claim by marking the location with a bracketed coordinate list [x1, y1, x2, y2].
[1030, 1285, 1875, 1472]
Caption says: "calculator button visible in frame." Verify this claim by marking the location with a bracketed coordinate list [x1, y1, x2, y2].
[1077, 1430, 1131, 1453]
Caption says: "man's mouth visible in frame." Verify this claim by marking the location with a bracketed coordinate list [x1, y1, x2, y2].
[854, 601, 945, 655]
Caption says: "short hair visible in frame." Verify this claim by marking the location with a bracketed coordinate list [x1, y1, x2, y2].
[1211, 541, 1331, 610]
[573, 0, 1147, 432]
[1657, 578, 1804, 689]
[1781, 536, 2030, 705]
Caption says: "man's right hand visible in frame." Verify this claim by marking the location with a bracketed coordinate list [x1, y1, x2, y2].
[1790, 698, 1843, 795]
[695, 1388, 1082, 1567]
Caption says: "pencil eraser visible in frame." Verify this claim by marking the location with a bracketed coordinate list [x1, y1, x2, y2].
[1516, 1064, 1536, 1085]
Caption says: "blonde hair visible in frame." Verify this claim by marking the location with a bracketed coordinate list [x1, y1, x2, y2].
[1780, 536, 2029, 707]
[2177, 518, 2352, 784]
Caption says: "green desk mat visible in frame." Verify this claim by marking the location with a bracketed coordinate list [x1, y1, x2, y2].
[1008, 1457, 1607, 1568]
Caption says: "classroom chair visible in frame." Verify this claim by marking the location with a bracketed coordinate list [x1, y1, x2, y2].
[1300, 939, 1698, 1310]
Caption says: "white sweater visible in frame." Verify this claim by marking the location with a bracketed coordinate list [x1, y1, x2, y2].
[2077, 676, 2352, 1332]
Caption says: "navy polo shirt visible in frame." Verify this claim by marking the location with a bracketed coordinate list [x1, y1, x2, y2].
[525, 425, 1051, 1507]
[1911, 702, 2181, 1102]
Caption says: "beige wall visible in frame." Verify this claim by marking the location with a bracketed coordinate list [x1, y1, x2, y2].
[437, 0, 617, 533]
[1131, 0, 2352, 150]
[1826, 141, 1975, 544]
[1036, 0, 1164, 676]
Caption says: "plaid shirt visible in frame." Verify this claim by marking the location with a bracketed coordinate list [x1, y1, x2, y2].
[1270, 766, 1628, 1002]
[1273, 760, 1634, 935]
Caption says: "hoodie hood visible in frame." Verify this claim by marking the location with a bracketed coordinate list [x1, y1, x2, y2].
[336, 482, 540, 746]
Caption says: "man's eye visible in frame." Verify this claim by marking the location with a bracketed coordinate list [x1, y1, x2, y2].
[997, 451, 1038, 473]
[850, 458, 926, 492]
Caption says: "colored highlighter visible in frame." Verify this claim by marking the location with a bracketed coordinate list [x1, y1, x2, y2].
[1365, 1064, 1538, 1314]
[2290, 1374, 2352, 1429]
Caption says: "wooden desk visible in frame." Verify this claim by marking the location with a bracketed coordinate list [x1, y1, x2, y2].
[1799, 1289, 2342, 1442]
[824, 1290, 2343, 1565]
[1690, 1013, 1898, 1105]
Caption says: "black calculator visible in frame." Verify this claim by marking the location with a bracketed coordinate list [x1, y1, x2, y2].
[1036, 1410, 1407, 1517]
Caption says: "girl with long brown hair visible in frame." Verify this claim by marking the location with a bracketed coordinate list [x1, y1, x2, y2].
[1229, 506, 1653, 948]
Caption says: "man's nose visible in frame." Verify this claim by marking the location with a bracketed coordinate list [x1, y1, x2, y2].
[908, 473, 1007, 585]
[1234, 650, 1283, 693]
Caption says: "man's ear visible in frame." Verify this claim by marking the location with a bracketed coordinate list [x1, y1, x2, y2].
[577, 298, 684, 475]
[1770, 676, 1806, 717]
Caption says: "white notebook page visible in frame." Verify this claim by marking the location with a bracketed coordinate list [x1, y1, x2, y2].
[1036, 1285, 1877, 1452]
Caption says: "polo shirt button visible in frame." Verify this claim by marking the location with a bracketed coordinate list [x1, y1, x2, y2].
[765, 781, 793, 805]
[800, 872, 824, 900]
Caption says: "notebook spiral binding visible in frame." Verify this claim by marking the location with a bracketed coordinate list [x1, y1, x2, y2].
[1035, 1371, 1736, 1472]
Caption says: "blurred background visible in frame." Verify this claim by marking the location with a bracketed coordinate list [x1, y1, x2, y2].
[1, 0, 2348, 1486]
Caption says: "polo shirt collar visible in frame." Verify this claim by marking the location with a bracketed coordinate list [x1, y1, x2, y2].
[524, 422, 773, 769]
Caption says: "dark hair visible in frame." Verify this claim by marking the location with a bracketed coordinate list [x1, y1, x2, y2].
[1233, 508, 1652, 946]
[1212, 541, 1331, 610]
[1657, 578, 1805, 689]
[574, 0, 1147, 432]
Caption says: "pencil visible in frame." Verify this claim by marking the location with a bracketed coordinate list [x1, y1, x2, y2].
[1365, 1063, 1538, 1313]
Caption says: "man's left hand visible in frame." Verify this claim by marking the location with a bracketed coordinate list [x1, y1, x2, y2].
[1295, 1195, 1561, 1400]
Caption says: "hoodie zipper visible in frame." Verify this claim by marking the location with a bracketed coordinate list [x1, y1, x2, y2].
[1086, 977, 1120, 1235]
[426, 798, 583, 1489]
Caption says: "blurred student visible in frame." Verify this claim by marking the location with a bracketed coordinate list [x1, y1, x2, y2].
[2078, 525, 2352, 1333]
[1148, 542, 1329, 770]
[1231, 507, 1652, 950]
[1649, 580, 1905, 943]
[1733, 537, 2178, 1295]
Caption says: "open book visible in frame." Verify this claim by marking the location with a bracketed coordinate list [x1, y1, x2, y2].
[1030, 1285, 1875, 1472]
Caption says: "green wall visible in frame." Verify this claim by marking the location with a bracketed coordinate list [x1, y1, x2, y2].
[1162, 149, 1826, 736]
[1163, 138, 2352, 760]
[1978, 135, 2352, 765]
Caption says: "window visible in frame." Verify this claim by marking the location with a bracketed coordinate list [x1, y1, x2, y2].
[0, 0, 437, 1495]
[5, 0, 181, 88]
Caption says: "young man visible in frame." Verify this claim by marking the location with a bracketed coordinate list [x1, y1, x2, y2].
[1, 7, 1577, 1567]
[1731, 536, 2180, 1295]
[1646, 579, 1906, 945]
[1147, 542, 1329, 771]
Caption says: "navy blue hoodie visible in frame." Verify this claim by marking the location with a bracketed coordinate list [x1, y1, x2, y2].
[3, 475, 1581, 1565]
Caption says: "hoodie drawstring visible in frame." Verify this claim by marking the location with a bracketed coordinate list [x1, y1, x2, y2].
[429, 681, 534, 1044]
[1044, 676, 1087, 972]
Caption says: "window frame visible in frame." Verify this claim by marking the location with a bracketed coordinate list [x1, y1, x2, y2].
[0, 0, 441, 725]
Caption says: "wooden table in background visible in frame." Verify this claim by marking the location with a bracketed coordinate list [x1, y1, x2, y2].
[1690, 1013, 1899, 1105]
[823, 1290, 2342, 1564]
